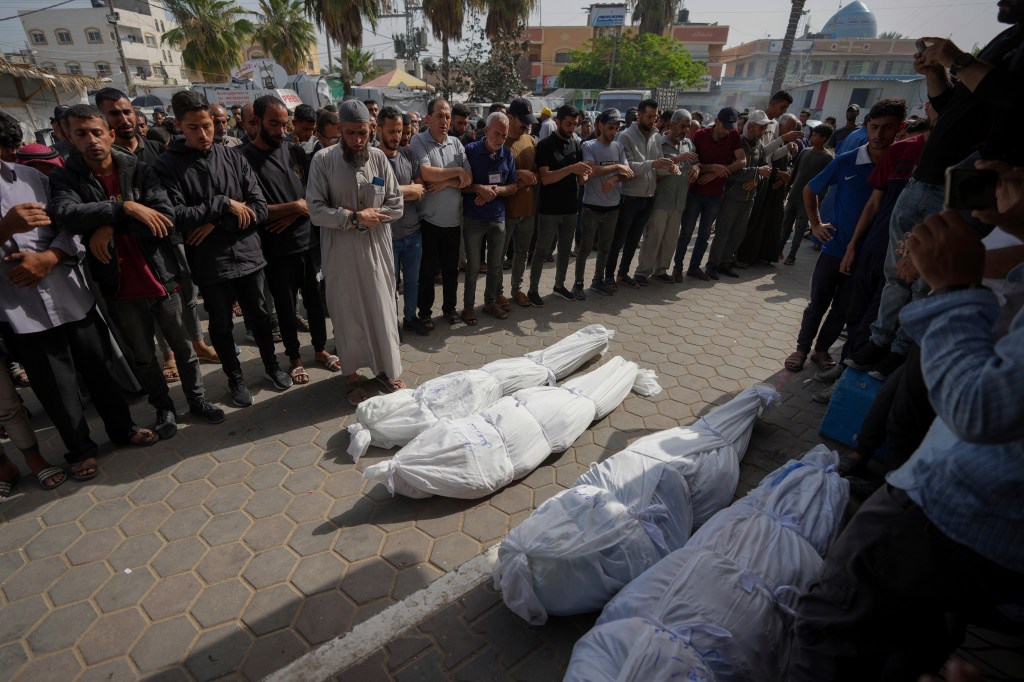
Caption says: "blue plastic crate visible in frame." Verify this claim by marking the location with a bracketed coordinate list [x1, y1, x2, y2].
[819, 368, 885, 448]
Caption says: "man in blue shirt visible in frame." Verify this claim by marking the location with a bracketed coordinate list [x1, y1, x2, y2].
[788, 161, 1024, 682]
[461, 113, 517, 323]
[784, 99, 905, 373]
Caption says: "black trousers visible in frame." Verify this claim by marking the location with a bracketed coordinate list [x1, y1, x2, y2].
[0, 308, 135, 464]
[797, 253, 854, 355]
[418, 220, 460, 318]
[605, 195, 653, 281]
[200, 270, 278, 379]
[788, 484, 1024, 682]
[855, 345, 933, 466]
[265, 251, 327, 360]
[842, 247, 886, 359]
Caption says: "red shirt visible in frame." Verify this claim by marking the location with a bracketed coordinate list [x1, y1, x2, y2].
[95, 172, 166, 299]
[691, 127, 742, 197]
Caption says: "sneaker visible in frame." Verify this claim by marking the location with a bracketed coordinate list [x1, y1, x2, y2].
[634, 275, 649, 287]
[706, 267, 720, 281]
[264, 366, 293, 391]
[590, 281, 613, 296]
[402, 318, 431, 336]
[189, 399, 226, 424]
[687, 267, 710, 282]
[552, 285, 575, 301]
[616, 274, 640, 289]
[672, 267, 684, 283]
[527, 290, 545, 307]
[814, 363, 845, 384]
[845, 341, 890, 371]
[652, 273, 675, 283]
[718, 267, 740, 278]
[811, 383, 836, 404]
[868, 352, 906, 381]
[784, 257, 796, 265]
[512, 291, 531, 307]
[228, 377, 253, 407]
[571, 282, 587, 301]
[154, 408, 177, 440]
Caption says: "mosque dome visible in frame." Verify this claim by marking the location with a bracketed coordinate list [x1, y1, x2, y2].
[820, 1, 878, 39]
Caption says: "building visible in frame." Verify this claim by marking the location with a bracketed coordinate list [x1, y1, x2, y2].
[524, 4, 729, 95]
[789, 75, 927, 120]
[19, 0, 190, 91]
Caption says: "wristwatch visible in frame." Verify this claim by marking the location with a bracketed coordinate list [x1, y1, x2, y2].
[949, 51, 975, 76]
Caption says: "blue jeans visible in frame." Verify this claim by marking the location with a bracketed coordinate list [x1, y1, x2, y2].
[675, 193, 722, 271]
[393, 231, 422, 322]
[869, 178, 945, 355]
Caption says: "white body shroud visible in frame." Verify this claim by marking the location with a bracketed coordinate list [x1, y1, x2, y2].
[362, 357, 661, 499]
[346, 325, 614, 460]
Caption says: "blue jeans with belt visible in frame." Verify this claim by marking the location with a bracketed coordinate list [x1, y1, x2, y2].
[393, 230, 422, 322]
[675, 192, 722, 272]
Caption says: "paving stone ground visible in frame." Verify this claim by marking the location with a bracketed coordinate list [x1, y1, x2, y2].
[1, 241, 1019, 681]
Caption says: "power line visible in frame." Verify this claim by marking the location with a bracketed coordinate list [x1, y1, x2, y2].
[0, 0, 75, 22]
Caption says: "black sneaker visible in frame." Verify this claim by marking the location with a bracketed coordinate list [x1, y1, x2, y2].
[634, 275, 649, 287]
[868, 352, 906, 381]
[403, 318, 431, 336]
[652, 273, 675, 283]
[814, 363, 845, 384]
[706, 267, 720, 281]
[189, 399, 226, 424]
[718, 267, 740, 278]
[552, 285, 575, 301]
[845, 340, 889, 371]
[265, 366, 293, 391]
[571, 282, 587, 301]
[228, 377, 253, 407]
[154, 408, 177, 440]
[590, 281, 613, 296]
[527, 290, 545, 307]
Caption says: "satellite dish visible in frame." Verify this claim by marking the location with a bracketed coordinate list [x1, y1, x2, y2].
[354, 71, 364, 85]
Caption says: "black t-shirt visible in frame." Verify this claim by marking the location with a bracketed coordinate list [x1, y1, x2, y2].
[536, 132, 583, 215]
[239, 142, 312, 259]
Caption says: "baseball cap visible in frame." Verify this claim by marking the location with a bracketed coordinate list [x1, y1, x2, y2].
[847, 104, 860, 112]
[52, 105, 69, 122]
[16, 144, 64, 169]
[597, 108, 623, 125]
[540, 107, 553, 117]
[747, 109, 771, 126]
[717, 107, 740, 129]
[508, 97, 538, 125]
[153, 105, 165, 114]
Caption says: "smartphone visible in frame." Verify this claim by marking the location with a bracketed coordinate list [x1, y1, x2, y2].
[915, 39, 929, 54]
[945, 166, 999, 211]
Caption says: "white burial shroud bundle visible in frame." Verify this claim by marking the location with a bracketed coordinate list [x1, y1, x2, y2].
[346, 324, 615, 461]
[493, 385, 777, 625]
[362, 356, 662, 499]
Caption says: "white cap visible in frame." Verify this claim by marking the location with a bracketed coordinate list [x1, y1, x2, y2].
[748, 110, 771, 126]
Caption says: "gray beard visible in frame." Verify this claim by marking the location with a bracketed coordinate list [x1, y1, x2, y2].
[343, 144, 369, 168]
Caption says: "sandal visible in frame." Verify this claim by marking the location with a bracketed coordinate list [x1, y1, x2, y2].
[127, 426, 158, 447]
[70, 458, 99, 481]
[162, 358, 180, 383]
[346, 378, 369, 407]
[290, 365, 310, 385]
[482, 303, 508, 320]
[374, 373, 406, 393]
[0, 477, 16, 500]
[445, 310, 460, 326]
[317, 353, 342, 372]
[295, 315, 310, 333]
[0, 457, 20, 499]
[418, 316, 435, 331]
[35, 466, 66, 491]
[785, 351, 807, 372]
[10, 364, 30, 388]
[195, 345, 220, 363]
[810, 351, 837, 371]
[461, 308, 478, 326]
[231, 301, 242, 317]
[495, 295, 512, 312]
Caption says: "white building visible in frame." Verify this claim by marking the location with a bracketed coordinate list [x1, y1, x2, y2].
[19, 0, 190, 92]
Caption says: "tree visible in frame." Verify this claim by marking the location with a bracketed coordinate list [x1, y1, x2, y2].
[306, 0, 387, 92]
[879, 31, 906, 40]
[251, 0, 317, 74]
[482, 0, 537, 38]
[163, 0, 255, 82]
[558, 32, 704, 90]
[770, 0, 807, 95]
[422, 0, 476, 99]
[424, 16, 529, 102]
[631, 0, 678, 36]
[339, 47, 381, 83]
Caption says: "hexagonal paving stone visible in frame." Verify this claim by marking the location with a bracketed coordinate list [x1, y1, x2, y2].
[0, 642, 27, 674]
[94, 567, 156, 613]
[328, 494, 376, 529]
[65, 527, 121, 566]
[284, 491, 331, 523]
[2, 555, 67, 602]
[245, 441, 286, 465]
[77, 659, 137, 682]
[200, 511, 252, 546]
[107, 533, 163, 571]
[489, 486, 533, 515]
[281, 467, 326, 495]
[293, 590, 356, 645]
[185, 624, 254, 681]
[165, 479, 215, 510]
[207, 459, 254, 486]
[380, 529, 431, 568]
[40, 495, 93, 527]
[242, 515, 296, 552]
[127, 476, 175, 505]
[245, 462, 288, 492]
[190, 578, 253, 628]
[334, 525, 384, 562]
[117, 503, 172, 537]
[241, 583, 301, 635]
[130, 616, 198, 673]
[287, 521, 335, 557]
[323, 470, 363, 498]
[141, 573, 203, 620]
[462, 507, 507, 543]
[196, 542, 253, 584]
[76, 607, 147, 665]
[393, 563, 444, 600]
[202, 483, 252, 514]
[159, 506, 212, 541]
[172, 454, 217, 482]
[47, 561, 112, 606]
[80, 499, 132, 531]
[243, 487, 291, 518]
[0, 551, 22, 585]
[533, 484, 563, 507]
[242, 547, 298, 590]
[152, 536, 206, 577]
[282, 443, 322, 469]
[340, 557, 396, 604]
[429, 534, 480, 572]
[290, 552, 345, 597]
[26, 601, 97, 654]
[0, 596, 48, 645]
[240, 629, 307, 679]
[11, 649, 82, 682]
[555, 462, 588, 487]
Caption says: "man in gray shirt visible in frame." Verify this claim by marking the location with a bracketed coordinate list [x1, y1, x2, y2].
[410, 98, 472, 326]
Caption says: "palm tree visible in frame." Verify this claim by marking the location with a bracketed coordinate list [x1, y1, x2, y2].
[631, 0, 677, 36]
[339, 47, 381, 83]
[306, 0, 387, 91]
[423, 0, 481, 98]
[251, 0, 318, 74]
[771, 0, 807, 95]
[482, 0, 536, 38]
[163, 0, 255, 83]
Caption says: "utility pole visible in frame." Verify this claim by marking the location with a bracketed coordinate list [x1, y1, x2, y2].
[607, 26, 621, 89]
[106, 0, 134, 96]
[384, 0, 424, 75]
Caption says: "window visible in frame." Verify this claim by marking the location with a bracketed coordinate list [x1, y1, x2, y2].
[56, 29, 73, 44]
[765, 60, 777, 77]
[135, 65, 148, 78]
[844, 60, 877, 76]
[30, 31, 47, 45]
[41, 62, 56, 71]
[110, 31, 116, 41]
[554, 50, 572, 64]
[86, 28, 103, 43]
[528, 53, 540, 63]
[145, 34, 156, 46]
[159, 20, 165, 31]
[734, 63, 745, 77]
[886, 60, 914, 76]
[307, 60, 314, 72]
[66, 62, 81, 75]
[96, 62, 112, 76]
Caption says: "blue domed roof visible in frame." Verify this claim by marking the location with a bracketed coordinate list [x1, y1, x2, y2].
[821, 1, 878, 39]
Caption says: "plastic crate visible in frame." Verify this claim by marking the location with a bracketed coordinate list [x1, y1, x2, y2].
[819, 368, 884, 448]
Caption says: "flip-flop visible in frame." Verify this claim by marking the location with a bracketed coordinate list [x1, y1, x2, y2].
[374, 373, 406, 393]
[346, 381, 369, 407]
[127, 426, 158, 447]
[785, 351, 807, 372]
[195, 345, 220, 363]
[35, 466, 66, 490]
[810, 351, 837, 371]
[70, 458, 99, 481]
[162, 359, 180, 383]
[0, 478, 15, 500]
[10, 366, 30, 388]
[460, 308, 478, 326]
[317, 354, 342, 372]
[418, 316, 435, 331]
[290, 366, 310, 385]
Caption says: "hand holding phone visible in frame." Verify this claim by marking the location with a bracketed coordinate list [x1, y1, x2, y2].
[945, 166, 999, 211]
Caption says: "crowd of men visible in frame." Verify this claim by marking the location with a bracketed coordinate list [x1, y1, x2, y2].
[0, 1, 1022, 677]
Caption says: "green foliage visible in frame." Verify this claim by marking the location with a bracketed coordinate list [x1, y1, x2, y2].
[163, 0, 255, 82]
[878, 31, 906, 40]
[558, 32, 704, 90]
[338, 48, 382, 83]
[423, 14, 529, 102]
[251, 0, 317, 74]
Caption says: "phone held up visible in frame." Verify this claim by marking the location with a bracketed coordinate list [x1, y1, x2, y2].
[945, 166, 999, 211]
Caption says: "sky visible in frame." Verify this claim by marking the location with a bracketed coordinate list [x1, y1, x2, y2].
[0, 0, 1007, 73]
